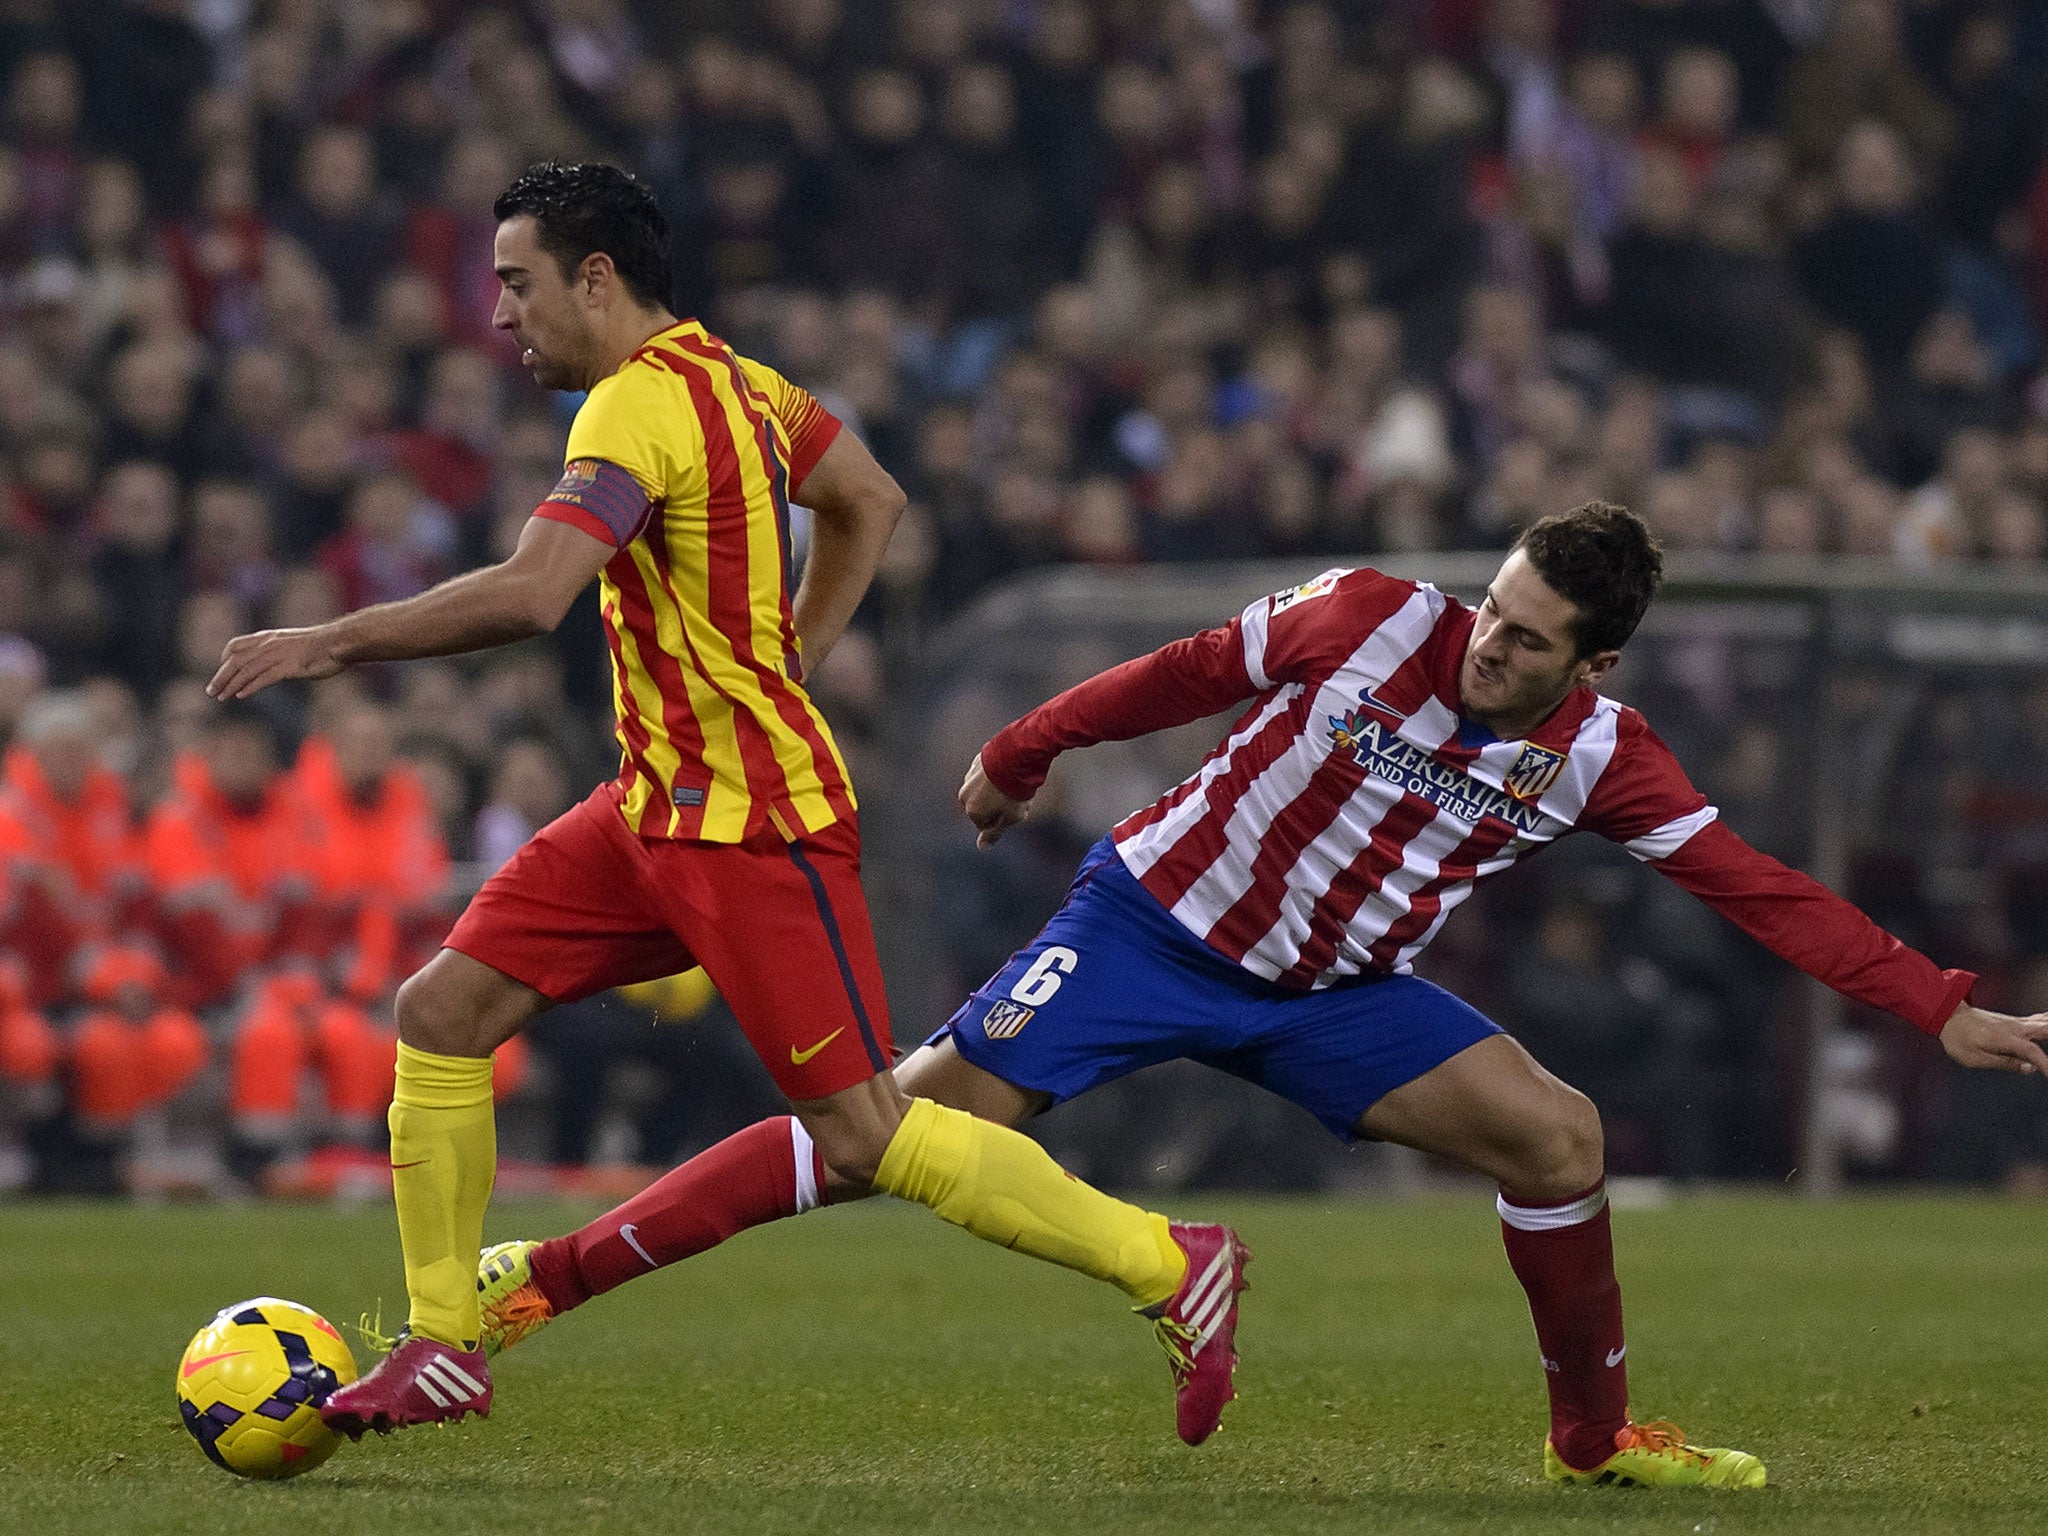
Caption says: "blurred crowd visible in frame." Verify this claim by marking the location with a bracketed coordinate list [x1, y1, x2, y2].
[1, 0, 2046, 1194]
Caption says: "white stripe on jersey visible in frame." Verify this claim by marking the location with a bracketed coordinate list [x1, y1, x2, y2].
[1240, 776, 1409, 979]
[1402, 693, 1463, 755]
[1624, 803, 1718, 860]
[1240, 597, 1272, 689]
[1164, 690, 1341, 933]
[1118, 687, 1303, 880]
[1525, 697, 1621, 823]
[1341, 804, 1459, 963]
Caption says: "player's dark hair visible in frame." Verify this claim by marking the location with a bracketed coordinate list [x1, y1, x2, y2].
[1513, 501, 1663, 656]
[493, 161, 673, 310]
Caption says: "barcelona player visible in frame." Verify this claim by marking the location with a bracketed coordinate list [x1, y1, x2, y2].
[209, 162, 1245, 1442]
[474, 504, 2048, 1488]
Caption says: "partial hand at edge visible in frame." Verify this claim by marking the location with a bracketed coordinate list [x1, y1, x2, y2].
[958, 752, 1031, 850]
[1940, 1004, 2048, 1075]
[207, 626, 345, 700]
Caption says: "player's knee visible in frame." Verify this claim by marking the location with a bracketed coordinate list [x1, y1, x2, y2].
[798, 1083, 907, 1189]
[806, 1116, 893, 1188]
[815, 1144, 883, 1189]
[1546, 1085, 1606, 1190]
[1512, 1084, 1605, 1199]
[393, 967, 480, 1056]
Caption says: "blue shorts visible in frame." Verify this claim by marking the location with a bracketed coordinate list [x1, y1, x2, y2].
[935, 838, 1502, 1139]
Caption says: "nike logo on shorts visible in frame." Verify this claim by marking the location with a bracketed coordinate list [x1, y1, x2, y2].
[1606, 1345, 1627, 1368]
[790, 1027, 845, 1066]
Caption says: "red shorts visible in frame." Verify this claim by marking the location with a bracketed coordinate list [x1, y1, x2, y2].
[445, 787, 893, 1101]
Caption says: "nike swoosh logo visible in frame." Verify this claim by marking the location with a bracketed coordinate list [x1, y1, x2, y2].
[390, 1160, 428, 1170]
[789, 1027, 845, 1066]
[182, 1349, 251, 1378]
[619, 1223, 657, 1269]
[1606, 1345, 1627, 1367]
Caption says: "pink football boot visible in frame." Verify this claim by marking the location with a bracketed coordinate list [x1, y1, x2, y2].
[320, 1331, 493, 1438]
[1146, 1222, 1251, 1445]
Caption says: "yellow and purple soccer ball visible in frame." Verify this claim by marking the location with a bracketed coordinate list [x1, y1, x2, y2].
[175, 1297, 357, 1478]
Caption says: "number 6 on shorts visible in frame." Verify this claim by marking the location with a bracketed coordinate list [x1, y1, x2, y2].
[1011, 946, 1079, 1007]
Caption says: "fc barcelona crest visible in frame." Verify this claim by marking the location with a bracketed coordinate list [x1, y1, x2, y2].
[1503, 743, 1567, 803]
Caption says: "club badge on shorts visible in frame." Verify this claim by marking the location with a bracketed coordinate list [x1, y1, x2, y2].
[982, 1000, 1034, 1040]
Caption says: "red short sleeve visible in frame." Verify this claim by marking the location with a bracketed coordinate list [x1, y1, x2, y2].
[783, 398, 843, 487]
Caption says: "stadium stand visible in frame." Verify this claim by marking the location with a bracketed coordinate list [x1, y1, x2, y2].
[0, 0, 2041, 1195]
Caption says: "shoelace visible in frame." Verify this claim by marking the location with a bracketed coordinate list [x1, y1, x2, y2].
[481, 1285, 553, 1350]
[1622, 1420, 1710, 1465]
[1153, 1316, 1199, 1381]
[356, 1305, 395, 1356]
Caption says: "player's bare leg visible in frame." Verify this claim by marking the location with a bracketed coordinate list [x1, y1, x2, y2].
[1358, 1033, 1602, 1197]
[322, 949, 545, 1438]
[483, 1037, 1249, 1444]
[1359, 1034, 1762, 1487]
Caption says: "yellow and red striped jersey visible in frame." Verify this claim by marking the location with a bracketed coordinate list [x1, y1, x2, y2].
[534, 319, 855, 842]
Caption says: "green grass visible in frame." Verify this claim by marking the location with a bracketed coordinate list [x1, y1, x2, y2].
[1, 1193, 2044, 1534]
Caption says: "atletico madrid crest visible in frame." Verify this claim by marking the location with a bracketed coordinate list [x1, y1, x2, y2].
[1503, 743, 1567, 803]
[982, 1000, 1035, 1040]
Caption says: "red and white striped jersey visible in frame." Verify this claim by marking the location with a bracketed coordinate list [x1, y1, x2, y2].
[980, 566, 1974, 1034]
[1107, 567, 1709, 987]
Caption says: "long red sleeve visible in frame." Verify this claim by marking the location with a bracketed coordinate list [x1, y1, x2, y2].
[1650, 820, 1975, 1036]
[979, 622, 1258, 800]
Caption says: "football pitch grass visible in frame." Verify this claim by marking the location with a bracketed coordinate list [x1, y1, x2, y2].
[2, 1193, 2044, 1535]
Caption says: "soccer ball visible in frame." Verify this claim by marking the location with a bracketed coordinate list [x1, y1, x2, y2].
[175, 1297, 358, 1478]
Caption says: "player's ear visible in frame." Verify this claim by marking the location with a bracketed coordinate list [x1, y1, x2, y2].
[1577, 649, 1621, 689]
[578, 251, 614, 305]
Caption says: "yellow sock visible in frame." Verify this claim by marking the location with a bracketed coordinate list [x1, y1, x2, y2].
[873, 1098, 1187, 1308]
[388, 1042, 496, 1348]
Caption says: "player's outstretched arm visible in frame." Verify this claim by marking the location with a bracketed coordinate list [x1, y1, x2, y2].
[208, 516, 614, 700]
[959, 751, 1032, 849]
[788, 429, 905, 676]
[972, 622, 1260, 819]
[1939, 1004, 2048, 1075]
[1644, 819, 2048, 1078]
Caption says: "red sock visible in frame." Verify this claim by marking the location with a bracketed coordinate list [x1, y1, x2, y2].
[530, 1116, 825, 1313]
[1498, 1181, 1629, 1471]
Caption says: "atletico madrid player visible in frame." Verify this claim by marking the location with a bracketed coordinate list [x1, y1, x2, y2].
[209, 161, 1245, 1444]
[476, 502, 2048, 1489]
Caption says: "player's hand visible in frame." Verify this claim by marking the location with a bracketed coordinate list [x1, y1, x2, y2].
[1939, 1004, 2048, 1076]
[207, 627, 345, 700]
[958, 752, 1031, 850]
